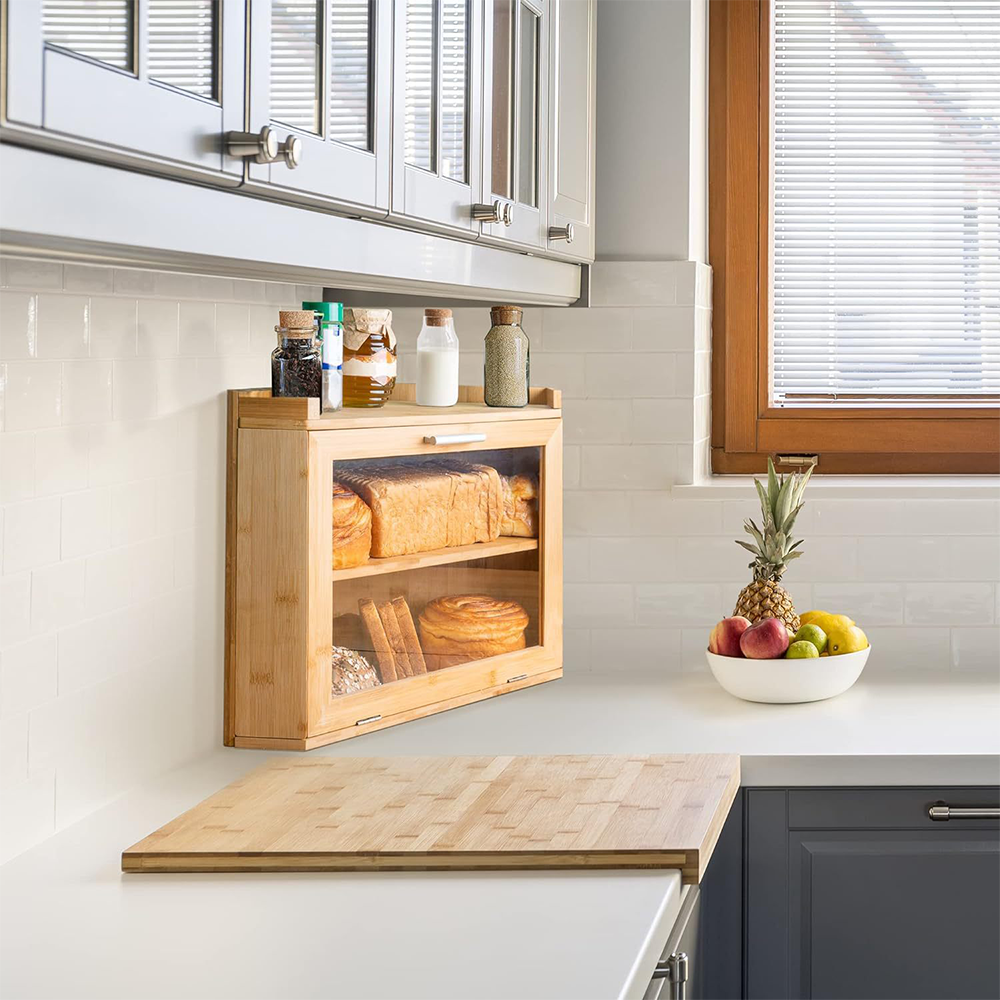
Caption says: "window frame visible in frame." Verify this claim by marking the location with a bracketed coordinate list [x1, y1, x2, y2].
[708, 0, 999, 475]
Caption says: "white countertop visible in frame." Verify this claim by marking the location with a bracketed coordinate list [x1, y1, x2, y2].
[2, 671, 998, 1000]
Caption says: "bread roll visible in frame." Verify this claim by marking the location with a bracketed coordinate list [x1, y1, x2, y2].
[418, 594, 529, 670]
[332, 482, 372, 569]
[500, 473, 538, 537]
[335, 464, 502, 557]
[331, 646, 381, 697]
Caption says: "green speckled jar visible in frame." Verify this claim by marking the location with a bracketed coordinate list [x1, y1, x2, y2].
[484, 305, 529, 407]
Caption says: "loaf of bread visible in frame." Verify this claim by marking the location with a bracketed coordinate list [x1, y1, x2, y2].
[331, 646, 381, 697]
[418, 594, 529, 671]
[500, 473, 538, 537]
[335, 463, 502, 557]
[332, 482, 372, 569]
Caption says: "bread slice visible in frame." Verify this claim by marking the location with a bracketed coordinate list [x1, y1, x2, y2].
[391, 597, 427, 675]
[359, 599, 397, 683]
[378, 601, 412, 678]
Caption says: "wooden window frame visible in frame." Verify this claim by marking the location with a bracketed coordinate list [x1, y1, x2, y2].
[708, 0, 1000, 475]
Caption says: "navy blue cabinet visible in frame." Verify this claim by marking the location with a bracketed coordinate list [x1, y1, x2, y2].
[745, 787, 1000, 1000]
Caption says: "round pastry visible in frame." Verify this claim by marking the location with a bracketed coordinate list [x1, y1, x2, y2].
[418, 594, 529, 670]
[332, 482, 372, 569]
[332, 646, 381, 697]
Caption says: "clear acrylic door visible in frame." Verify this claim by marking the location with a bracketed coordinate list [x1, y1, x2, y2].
[246, 0, 391, 214]
[329, 448, 542, 700]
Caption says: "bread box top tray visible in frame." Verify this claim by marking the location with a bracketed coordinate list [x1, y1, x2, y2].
[236, 385, 562, 431]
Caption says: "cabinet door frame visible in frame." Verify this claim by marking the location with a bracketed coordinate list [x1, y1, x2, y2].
[3, 0, 245, 184]
[390, 0, 484, 238]
[479, 0, 549, 251]
[545, 0, 595, 262]
[245, 0, 391, 216]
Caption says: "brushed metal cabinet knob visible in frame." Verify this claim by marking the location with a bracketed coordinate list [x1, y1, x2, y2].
[226, 126, 279, 164]
[279, 134, 303, 169]
[471, 201, 503, 223]
[549, 223, 575, 243]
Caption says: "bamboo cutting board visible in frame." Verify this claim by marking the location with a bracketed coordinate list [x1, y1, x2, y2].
[122, 754, 740, 882]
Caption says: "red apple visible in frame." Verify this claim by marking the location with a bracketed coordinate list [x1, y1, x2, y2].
[709, 616, 751, 657]
[739, 617, 791, 659]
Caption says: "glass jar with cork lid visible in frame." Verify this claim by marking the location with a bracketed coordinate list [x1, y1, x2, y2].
[484, 305, 529, 407]
[342, 307, 397, 407]
[271, 310, 321, 399]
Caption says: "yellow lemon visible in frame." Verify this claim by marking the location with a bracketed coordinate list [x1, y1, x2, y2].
[801, 611, 855, 633]
[799, 610, 828, 626]
[827, 625, 868, 655]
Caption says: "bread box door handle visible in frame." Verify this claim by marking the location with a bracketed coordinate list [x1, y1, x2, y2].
[423, 433, 488, 446]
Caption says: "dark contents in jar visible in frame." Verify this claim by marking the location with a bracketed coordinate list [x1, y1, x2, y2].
[272, 346, 321, 398]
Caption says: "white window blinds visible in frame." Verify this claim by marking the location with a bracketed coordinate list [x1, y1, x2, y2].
[770, 1, 1000, 404]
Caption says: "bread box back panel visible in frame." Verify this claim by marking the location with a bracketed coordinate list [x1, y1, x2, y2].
[225, 386, 563, 750]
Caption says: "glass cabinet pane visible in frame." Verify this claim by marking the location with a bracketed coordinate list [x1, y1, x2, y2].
[148, 0, 216, 100]
[490, 0, 514, 199]
[42, 0, 134, 71]
[516, 4, 539, 207]
[404, 0, 435, 171]
[270, 1, 322, 134]
[331, 448, 541, 699]
[329, 0, 373, 150]
[440, 0, 468, 182]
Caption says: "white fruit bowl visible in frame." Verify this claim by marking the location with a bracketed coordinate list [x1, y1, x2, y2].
[705, 646, 870, 704]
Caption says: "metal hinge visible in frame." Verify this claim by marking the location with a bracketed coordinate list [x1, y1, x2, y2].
[776, 454, 819, 469]
[355, 714, 382, 726]
[652, 952, 689, 999]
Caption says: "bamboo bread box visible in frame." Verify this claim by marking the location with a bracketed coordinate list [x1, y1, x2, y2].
[225, 385, 563, 750]
[123, 754, 741, 882]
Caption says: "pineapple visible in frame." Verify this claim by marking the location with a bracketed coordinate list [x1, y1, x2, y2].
[732, 457, 813, 632]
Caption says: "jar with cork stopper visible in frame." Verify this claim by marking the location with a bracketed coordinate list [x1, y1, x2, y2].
[484, 305, 529, 407]
[416, 308, 460, 406]
[271, 310, 321, 399]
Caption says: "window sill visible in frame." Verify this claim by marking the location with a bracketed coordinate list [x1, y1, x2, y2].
[673, 476, 1000, 501]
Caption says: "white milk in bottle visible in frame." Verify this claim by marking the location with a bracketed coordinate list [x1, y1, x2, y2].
[416, 308, 460, 406]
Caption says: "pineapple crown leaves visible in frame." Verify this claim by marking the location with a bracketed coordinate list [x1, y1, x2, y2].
[736, 457, 813, 580]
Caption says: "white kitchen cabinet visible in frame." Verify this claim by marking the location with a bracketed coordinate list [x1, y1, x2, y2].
[389, 0, 484, 237]
[3, 0, 245, 184]
[479, 0, 549, 252]
[545, 0, 595, 262]
[244, 0, 392, 216]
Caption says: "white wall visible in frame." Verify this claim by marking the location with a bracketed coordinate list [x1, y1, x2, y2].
[596, 0, 708, 262]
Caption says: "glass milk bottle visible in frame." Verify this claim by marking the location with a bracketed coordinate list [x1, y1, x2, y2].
[416, 308, 460, 407]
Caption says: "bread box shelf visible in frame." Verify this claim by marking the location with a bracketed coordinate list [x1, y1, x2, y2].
[225, 385, 563, 750]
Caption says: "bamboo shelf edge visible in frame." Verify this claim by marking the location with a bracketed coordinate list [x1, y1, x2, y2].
[333, 537, 539, 581]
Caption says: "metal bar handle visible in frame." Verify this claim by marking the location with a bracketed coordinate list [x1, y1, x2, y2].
[423, 433, 487, 446]
[928, 805, 1000, 821]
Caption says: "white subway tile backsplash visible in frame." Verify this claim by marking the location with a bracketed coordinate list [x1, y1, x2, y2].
[61, 360, 113, 425]
[0, 769, 54, 863]
[950, 628, 1000, 672]
[584, 353, 677, 398]
[62, 264, 114, 295]
[137, 299, 179, 357]
[812, 583, 905, 626]
[636, 583, 724, 626]
[0, 575, 31, 649]
[673, 536, 747, 583]
[857, 537, 948, 581]
[564, 537, 590, 582]
[944, 536, 1000, 582]
[0, 635, 57, 717]
[631, 495, 723, 536]
[112, 359, 158, 421]
[110, 480, 157, 547]
[4, 361, 62, 431]
[563, 398, 632, 444]
[905, 582, 994, 626]
[563, 446, 581, 489]
[581, 445, 676, 489]
[84, 548, 132, 617]
[591, 627, 682, 670]
[632, 399, 693, 443]
[60, 488, 112, 560]
[0, 291, 37, 360]
[0, 712, 29, 787]
[0, 432, 34, 503]
[563, 583, 634, 628]
[543, 306, 631, 352]
[4, 259, 62, 290]
[631, 307, 698, 352]
[113, 269, 156, 296]
[3, 496, 60, 574]
[589, 261, 694, 307]
[36, 294, 90, 359]
[563, 491, 630, 536]
[29, 558, 87, 635]
[590, 537, 676, 582]
[215, 302, 250, 355]
[862, 627, 952, 672]
[89, 296, 136, 358]
[178, 301, 215, 356]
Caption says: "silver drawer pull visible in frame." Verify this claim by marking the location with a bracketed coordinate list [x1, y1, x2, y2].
[928, 805, 1000, 821]
[423, 433, 487, 446]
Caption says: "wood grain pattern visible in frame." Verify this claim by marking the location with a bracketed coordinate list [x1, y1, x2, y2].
[123, 754, 741, 882]
[223, 390, 240, 746]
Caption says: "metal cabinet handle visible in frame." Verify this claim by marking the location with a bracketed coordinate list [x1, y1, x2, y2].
[549, 223, 575, 243]
[472, 201, 503, 223]
[226, 126, 279, 164]
[928, 805, 1000, 821]
[278, 134, 303, 169]
[423, 433, 487, 446]
[651, 952, 689, 1000]
[502, 201, 514, 226]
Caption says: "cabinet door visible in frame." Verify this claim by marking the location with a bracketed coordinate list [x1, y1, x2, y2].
[245, 0, 391, 215]
[480, 0, 548, 250]
[390, 0, 483, 237]
[4, 0, 244, 183]
[545, 0, 594, 261]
